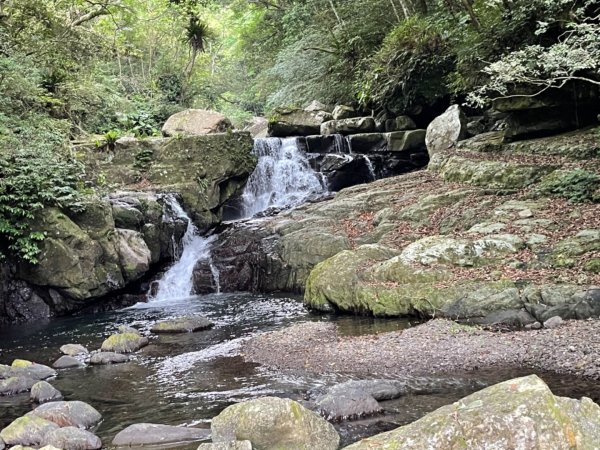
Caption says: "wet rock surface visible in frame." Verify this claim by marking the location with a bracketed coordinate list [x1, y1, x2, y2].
[59, 344, 88, 357]
[150, 315, 213, 333]
[88, 352, 129, 365]
[111, 423, 210, 446]
[42, 427, 102, 450]
[100, 332, 149, 353]
[52, 356, 84, 369]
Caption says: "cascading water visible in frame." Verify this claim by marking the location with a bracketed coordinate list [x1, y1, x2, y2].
[363, 155, 377, 181]
[150, 195, 220, 301]
[242, 137, 325, 217]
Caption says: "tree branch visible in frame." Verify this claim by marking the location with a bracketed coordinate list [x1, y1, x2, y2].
[69, 6, 110, 27]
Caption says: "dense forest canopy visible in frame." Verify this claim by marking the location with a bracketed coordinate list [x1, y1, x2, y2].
[0, 0, 599, 261]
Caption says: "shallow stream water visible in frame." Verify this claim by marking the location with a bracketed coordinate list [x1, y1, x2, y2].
[1, 293, 599, 448]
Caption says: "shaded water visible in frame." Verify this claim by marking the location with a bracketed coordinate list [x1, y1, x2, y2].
[1, 293, 599, 448]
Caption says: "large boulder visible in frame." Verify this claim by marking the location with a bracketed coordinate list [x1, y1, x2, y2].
[343, 375, 600, 449]
[211, 396, 340, 450]
[27, 401, 102, 429]
[162, 109, 233, 137]
[243, 117, 268, 138]
[112, 423, 210, 446]
[332, 105, 357, 120]
[60, 344, 88, 357]
[0, 416, 59, 447]
[114, 229, 152, 282]
[321, 117, 376, 135]
[52, 356, 84, 369]
[425, 105, 468, 157]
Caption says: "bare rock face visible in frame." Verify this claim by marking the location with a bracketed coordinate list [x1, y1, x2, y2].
[343, 375, 600, 449]
[425, 104, 468, 157]
[27, 401, 102, 429]
[30, 381, 63, 404]
[42, 427, 102, 450]
[162, 109, 233, 137]
[60, 344, 89, 357]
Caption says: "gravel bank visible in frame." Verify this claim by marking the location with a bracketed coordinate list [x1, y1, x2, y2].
[242, 319, 600, 379]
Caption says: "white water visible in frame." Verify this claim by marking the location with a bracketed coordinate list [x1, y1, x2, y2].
[242, 137, 325, 217]
[150, 195, 219, 302]
[363, 155, 377, 181]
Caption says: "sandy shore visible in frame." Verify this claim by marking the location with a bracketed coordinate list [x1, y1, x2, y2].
[241, 319, 600, 379]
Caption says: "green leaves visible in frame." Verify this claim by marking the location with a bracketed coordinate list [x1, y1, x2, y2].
[0, 146, 85, 263]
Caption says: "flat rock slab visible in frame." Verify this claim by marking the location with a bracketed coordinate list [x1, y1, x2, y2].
[30, 381, 63, 404]
[100, 332, 149, 353]
[151, 316, 214, 334]
[0, 377, 36, 396]
[28, 401, 102, 429]
[112, 423, 210, 446]
[198, 442, 252, 450]
[0, 415, 59, 447]
[89, 352, 130, 365]
[53, 356, 84, 369]
[42, 427, 102, 450]
[60, 344, 89, 356]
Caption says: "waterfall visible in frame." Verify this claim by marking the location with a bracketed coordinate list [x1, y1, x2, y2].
[363, 155, 377, 181]
[150, 195, 218, 301]
[333, 134, 350, 154]
[242, 137, 325, 217]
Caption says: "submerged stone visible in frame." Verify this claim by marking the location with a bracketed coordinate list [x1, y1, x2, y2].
[112, 423, 210, 446]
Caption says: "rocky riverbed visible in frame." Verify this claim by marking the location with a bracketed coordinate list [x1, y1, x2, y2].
[243, 318, 600, 380]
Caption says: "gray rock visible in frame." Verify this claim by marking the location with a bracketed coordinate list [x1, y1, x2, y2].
[544, 316, 564, 329]
[30, 381, 63, 404]
[385, 116, 417, 132]
[0, 377, 36, 396]
[211, 397, 340, 450]
[332, 105, 357, 120]
[88, 352, 130, 365]
[0, 436, 4, 450]
[425, 104, 468, 157]
[304, 100, 330, 113]
[112, 423, 210, 446]
[42, 427, 102, 450]
[162, 109, 233, 137]
[321, 117, 376, 136]
[525, 321, 543, 330]
[314, 388, 382, 421]
[52, 356, 84, 369]
[100, 332, 149, 353]
[197, 442, 252, 450]
[386, 130, 426, 152]
[115, 229, 152, 282]
[0, 416, 59, 447]
[60, 344, 89, 357]
[117, 325, 140, 334]
[0, 363, 57, 381]
[151, 316, 214, 333]
[28, 401, 102, 429]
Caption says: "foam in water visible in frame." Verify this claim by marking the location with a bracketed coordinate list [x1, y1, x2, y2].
[150, 195, 219, 301]
[242, 137, 325, 217]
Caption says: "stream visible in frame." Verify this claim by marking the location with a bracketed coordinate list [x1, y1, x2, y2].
[1, 292, 600, 447]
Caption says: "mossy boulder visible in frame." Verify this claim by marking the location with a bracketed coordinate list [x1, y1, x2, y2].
[343, 375, 600, 449]
[100, 332, 149, 353]
[211, 397, 340, 450]
[431, 155, 555, 189]
[28, 400, 102, 429]
[0, 416, 59, 447]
